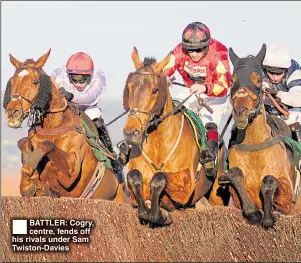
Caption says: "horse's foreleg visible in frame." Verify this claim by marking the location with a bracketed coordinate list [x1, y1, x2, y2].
[44, 145, 80, 189]
[219, 167, 262, 224]
[149, 172, 172, 226]
[20, 140, 55, 177]
[17, 137, 42, 197]
[20, 140, 79, 193]
[127, 169, 150, 222]
[260, 175, 278, 228]
[18, 139, 60, 197]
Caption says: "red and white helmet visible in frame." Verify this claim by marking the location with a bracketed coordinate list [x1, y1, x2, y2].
[66, 52, 94, 75]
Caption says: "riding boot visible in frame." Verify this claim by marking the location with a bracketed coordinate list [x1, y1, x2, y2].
[200, 122, 219, 179]
[93, 117, 122, 175]
[117, 141, 131, 166]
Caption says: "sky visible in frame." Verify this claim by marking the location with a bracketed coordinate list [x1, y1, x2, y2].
[2, 1, 301, 195]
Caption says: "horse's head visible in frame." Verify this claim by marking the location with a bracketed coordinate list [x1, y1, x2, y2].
[229, 44, 266, 130]
[123, 47, 171, 146]
[3, 49, 52, 128]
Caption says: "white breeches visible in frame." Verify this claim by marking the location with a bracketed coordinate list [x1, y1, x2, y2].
[174, 89, 231, 135]
[83, 105, 102, 120]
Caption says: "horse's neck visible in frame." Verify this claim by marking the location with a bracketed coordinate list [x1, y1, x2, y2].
[42, 86, 67, 129]
[242, 106, 272, 144]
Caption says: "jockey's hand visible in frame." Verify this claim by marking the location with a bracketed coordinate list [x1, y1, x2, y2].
[265, 87, 278, 96]
[190, 83, 207, 94]
[262, 80, 278, 96]
[59, 87, 74, 101]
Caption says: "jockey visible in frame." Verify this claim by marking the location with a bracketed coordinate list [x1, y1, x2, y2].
[52, 52, 122, 173]
[163, 21, 231, 175]
[262, 43, 301, 131]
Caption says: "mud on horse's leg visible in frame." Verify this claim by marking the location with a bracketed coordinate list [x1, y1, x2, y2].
[149, 172, 172, 226]
[260, 175, 278, 228]
[127, 169, 150, 223]
[219, 167, 262, 224]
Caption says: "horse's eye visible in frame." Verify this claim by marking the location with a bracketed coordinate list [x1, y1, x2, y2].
[152, 88, 158, 94]
[33, 80, 39, 85]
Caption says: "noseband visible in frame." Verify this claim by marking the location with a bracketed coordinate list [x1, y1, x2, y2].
[230, 63, 264, 121]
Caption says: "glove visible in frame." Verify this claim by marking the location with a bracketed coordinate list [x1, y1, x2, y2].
[190, 83, 207, 94]
[262, 80, 278, 96]
[59, 87, 74, 101]
[265, 88, 278, 96]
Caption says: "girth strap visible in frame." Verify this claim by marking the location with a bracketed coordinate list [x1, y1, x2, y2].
[231, 136, 282, 152]
[80, 162, 105, 198]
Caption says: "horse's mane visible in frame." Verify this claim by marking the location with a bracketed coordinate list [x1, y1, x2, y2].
[143, 57, 157, 67]
[34, 74, 53, 114]
[24, 59, 35, 64]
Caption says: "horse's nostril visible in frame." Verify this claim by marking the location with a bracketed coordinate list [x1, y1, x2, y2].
[133, 130, 140, 137]
[13, 110, 22, 118]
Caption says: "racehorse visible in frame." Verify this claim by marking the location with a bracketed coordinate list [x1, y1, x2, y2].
[217, 44, 301, 228]
[3, 49, 129, 203]
[122, 47, 227, 226]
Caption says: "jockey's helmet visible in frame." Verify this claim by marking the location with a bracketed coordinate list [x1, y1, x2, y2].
[262, 43, 291, 74]
[182, 22, 211, 51]
[66, 52, 94, 85]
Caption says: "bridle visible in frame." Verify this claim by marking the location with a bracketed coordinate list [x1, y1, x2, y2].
[230, 63, 264, 122]
[126, 70, 168, 138]
[8, 65, 67, 128]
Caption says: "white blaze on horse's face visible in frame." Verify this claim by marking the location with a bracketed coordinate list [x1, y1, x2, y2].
[18, 70, 29, 78]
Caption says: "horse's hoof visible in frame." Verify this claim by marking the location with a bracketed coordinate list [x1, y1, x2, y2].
[163, 213, 173, 225]
[245, 210, 262, 225]
[262, 217, 276, 229]
[139, 218, 149, 225]
[21, 164, 34, 177]
[138, 210, 149, 221]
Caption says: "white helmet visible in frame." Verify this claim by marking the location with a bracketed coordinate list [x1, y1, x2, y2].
[262, 43, 291, 73]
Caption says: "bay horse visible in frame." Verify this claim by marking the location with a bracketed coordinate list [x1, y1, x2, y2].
[216, 44, 301, 228]
[3, 49, 129, 203]
[122, 47, 227, 226]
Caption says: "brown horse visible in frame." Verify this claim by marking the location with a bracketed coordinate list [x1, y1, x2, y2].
[122, 47, 227, 226]
[3, 49, 129, 203]
[215, 44, 301, 228]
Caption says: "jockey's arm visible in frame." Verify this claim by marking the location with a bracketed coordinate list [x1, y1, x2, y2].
[72, 68, 106, 106]
[205, 51, 231, 97]
[276, 69, 301, 108]
[52, 67, 66, 87]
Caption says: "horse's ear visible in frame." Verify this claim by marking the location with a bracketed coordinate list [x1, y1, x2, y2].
[153, 54, 172, 74]
[229, 47, 240, 66]
[131, 47, 143, 70]
[255, 44, 266, 64]
[35, 48, 51, 68]
[9, 54, 23, 69]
